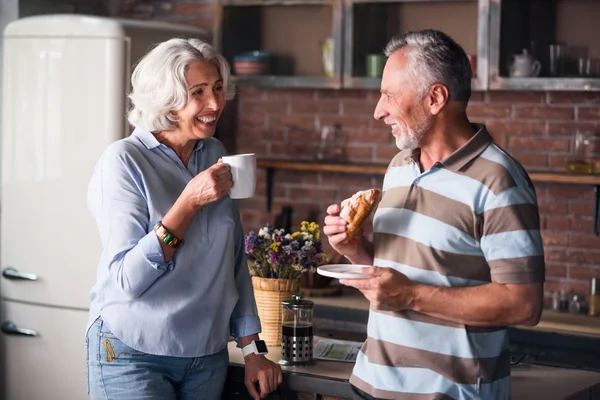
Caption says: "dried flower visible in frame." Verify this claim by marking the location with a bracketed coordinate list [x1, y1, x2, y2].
[244, 222, 328, 280]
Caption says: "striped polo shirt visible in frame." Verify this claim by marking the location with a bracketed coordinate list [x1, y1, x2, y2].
[350, 124, 545, 400]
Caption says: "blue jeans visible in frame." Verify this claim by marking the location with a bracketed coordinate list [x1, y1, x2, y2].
[86, 317, 228, 400]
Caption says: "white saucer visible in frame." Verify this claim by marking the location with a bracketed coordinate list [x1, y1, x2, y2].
[317, 264, 370, 279]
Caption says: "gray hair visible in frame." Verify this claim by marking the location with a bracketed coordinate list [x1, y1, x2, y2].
[384, 29, 471, 108]
[128, 38, 236, 131]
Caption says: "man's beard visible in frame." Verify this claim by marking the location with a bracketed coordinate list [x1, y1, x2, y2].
[395, 115, 433, 150]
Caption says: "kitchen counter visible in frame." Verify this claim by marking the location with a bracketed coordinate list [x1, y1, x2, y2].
[306, 287, 600, 338]
[227, 339, 600, 399]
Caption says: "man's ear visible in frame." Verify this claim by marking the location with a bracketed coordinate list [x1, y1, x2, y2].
[426, 83, 449, 116]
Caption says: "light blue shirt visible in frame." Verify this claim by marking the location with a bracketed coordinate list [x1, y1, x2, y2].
[86, 127, 260, 357]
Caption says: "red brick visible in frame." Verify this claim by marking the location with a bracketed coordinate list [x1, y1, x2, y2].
[571, 234, 600, 249]
[318, 89, 369, 100]
[288, 187, 338, 201]
[319, 115, 370, 130]
[543, 216, 571, 230]
[239, 114, 266, 129]
[269, 115, 316, 130]
[544, 248, 569, 263]
[237, 138, 268, 155]
[342, 130, 390, 144]
[571, 218, 594, 233]
[511, 152, 548, 169]
[486, 120, 546, 135]
[567, 250, 600, 266]
[242, 100, 288, 115]
[547, 122, 600, 136]
[291, 100, 339, 114]
[509, 137, 569, 152]
[538, 201, 568, 214]
[578, 107, 600, 120]
[375, 145, 400, 161]
[541, 231, 569, 247]
[320, 174, 375, 188]
[269, 142, 319, 157]
[486, 91, 545, 104]
[466, 104, 511, 118]
[547, 154, 571, 169]
[277, 171, 320, 185]
[255, 182, 286, 199]
[545, 185, 594, 201]
[548, 92, 600, 104]
[570, 266, 600, 281]
[545, 264, 567, 278]
[173, 3, 213, 14]
[238, 85, 265, 100]
[344, 145, 373, 160]
[342, 100, 378, 116]
[240, 128, 283, 141]
[514, 106, 574, 120]
[569, 202, 596, 218]
[287, 129, 321, 142]
[267, 89, 315, 100]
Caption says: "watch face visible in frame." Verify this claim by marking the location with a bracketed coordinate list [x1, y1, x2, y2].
[255, 340, 268, 353]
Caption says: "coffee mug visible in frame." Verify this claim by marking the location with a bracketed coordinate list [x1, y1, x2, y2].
[222, 153, 256, 199]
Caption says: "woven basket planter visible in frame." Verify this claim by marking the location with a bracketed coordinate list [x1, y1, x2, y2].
[251, 276, 299, 347]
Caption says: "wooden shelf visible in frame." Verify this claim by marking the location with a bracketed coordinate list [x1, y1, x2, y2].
[257, 159, 600, 236]
[258, 159, 600, 185]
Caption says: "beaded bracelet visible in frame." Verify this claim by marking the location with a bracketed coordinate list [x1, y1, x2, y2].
[154, 221, 184, 249]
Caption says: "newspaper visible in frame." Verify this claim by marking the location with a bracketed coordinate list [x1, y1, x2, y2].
[313, 339, 363, 362]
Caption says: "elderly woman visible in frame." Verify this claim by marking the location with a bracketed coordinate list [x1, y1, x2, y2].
[85, 38, 281, 400]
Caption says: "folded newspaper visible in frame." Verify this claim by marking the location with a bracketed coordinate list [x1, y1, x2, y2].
[313, 339, 364, 362]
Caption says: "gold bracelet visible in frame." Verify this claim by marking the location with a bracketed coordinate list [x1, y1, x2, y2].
[153, 221, 184, 249]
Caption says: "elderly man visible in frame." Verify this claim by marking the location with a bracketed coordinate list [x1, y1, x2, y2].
[324, 29, 544, 399]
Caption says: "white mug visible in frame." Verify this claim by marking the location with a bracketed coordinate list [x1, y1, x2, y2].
[221, 153, 256, 199]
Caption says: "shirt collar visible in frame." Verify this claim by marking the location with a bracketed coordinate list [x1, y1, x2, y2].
[132, 127, 205, 153]
[439, 123, 493, 172]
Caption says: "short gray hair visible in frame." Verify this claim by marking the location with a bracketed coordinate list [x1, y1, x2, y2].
[128, 38, 236, 131]
[384, 29, 471, 108]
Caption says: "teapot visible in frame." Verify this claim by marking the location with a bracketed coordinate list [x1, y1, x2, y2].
[509, 49, 541, 77]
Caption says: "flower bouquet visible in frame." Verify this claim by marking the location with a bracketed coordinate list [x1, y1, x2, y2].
[244, 221, 327, 346]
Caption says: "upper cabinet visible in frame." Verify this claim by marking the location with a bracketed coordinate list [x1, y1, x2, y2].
[487, 0, 600, 91]
[214, 0, 343, 88]
[343, 0, 485, 90]
[214, 0, 600, 91]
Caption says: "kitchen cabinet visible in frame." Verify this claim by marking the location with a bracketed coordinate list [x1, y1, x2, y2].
[216, 0, 600, 91]
[215, 0, 344, 89]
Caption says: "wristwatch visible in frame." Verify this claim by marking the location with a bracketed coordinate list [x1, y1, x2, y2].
[242, 340, 268, 357]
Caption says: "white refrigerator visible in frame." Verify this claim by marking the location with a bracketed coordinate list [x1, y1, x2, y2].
[0, 14, 209, 400]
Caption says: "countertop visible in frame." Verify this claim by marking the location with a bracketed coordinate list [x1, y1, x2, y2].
[228, 339, 600, 399]
[305, 288, 600, 338]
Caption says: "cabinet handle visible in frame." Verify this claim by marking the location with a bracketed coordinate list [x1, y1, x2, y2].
[2, 267, 38, 281]
[1, 321, 37, 337]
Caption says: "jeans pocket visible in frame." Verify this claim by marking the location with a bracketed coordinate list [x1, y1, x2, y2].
[97, 320, 148, 364]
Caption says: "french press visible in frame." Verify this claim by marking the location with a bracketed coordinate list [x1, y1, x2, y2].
[280, 294, 315, 366]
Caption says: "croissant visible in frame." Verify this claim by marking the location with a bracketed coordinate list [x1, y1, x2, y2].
[339, 189, 381, 243]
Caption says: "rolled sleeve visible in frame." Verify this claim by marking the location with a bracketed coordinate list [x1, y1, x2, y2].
[90, 144, 171, 299]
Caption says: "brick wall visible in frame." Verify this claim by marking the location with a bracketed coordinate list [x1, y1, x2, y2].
[70, 0, 600, 300]
[234, 87, 600, 301]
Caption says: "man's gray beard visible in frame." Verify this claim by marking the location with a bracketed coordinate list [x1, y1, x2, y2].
[395, 116, 433, 150]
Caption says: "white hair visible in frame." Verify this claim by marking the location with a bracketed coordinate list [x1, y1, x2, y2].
[384, 30, 472, 108]
[127, 38, 236, 131]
